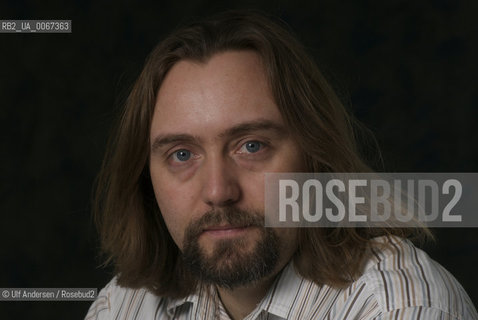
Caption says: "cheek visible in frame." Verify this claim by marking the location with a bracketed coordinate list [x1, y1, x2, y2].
[150, 170, 191, 248]
[239, 171, 266, 210]
[160, 209, 185, 249]
[277, 228, 298, 256]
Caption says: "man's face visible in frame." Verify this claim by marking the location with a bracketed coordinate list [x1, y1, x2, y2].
[149, 50, 304, 288]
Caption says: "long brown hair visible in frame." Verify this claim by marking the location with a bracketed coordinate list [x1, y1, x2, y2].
[94, 10, 427, 298]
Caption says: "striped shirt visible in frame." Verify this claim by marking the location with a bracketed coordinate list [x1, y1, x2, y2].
[85, 237, 477, 319]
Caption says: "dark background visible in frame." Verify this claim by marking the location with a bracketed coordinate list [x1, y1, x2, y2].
[1, 0, 477, 318]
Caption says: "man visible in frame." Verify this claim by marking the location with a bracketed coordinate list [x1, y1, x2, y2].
[86, 11, 477, 320]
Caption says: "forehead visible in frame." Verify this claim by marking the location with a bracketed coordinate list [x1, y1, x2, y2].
[151, 50, 284, 139]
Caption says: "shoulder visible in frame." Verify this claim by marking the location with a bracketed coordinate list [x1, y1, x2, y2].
[85, 277, 167, 320]
[358, 236, 477, 320]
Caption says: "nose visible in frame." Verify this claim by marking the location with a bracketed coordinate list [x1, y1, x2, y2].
[200, 155, 241, 207]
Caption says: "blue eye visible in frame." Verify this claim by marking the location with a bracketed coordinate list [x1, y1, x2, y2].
[244, 141, 261, 153]
[173, 149, 191, 161]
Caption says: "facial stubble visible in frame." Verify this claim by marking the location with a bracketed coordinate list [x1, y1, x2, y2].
[181, 208, 281, 289]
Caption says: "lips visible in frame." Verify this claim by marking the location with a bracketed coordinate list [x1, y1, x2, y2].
[200, 225, 254, 238]
[203, 225, 248, 232]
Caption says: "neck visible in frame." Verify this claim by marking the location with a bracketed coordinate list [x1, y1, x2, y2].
[216, 275, 276, 320]
[215, 258, 294, 320]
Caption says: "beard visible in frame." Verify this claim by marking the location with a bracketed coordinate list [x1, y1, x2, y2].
[181, 207, 281, 289]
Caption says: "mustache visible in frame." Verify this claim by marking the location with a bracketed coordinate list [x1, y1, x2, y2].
[184, 207, 264, 241]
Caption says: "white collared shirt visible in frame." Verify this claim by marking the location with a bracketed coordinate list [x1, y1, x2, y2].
[85, 237, 477, 319]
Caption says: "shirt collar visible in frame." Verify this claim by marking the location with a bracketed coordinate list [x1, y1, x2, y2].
[165, 283, 221, 318]
[165, 261, 307, 320]
[165, 289, 198, 318]
[253, 261, 306, 319]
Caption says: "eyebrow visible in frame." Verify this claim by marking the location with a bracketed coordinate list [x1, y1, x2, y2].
[151, 119, 287, 153]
